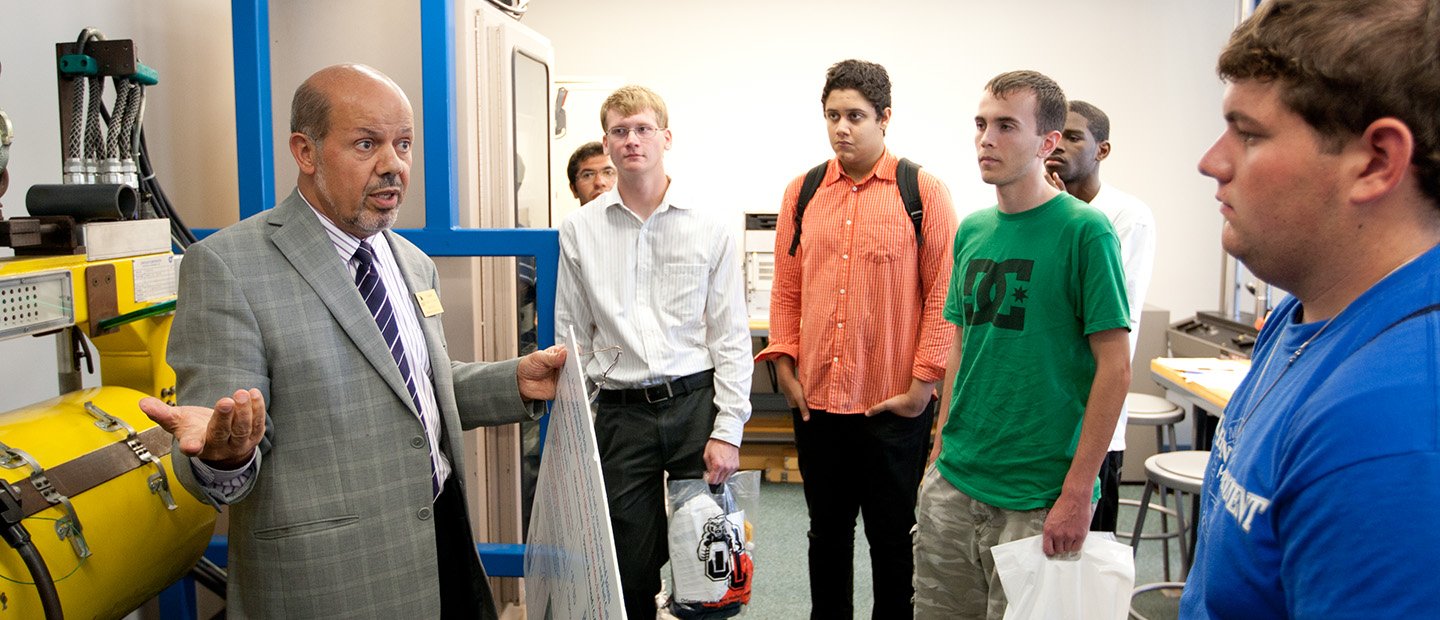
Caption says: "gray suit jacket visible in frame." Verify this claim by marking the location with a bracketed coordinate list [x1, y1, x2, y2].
[169, 189, 534, 618]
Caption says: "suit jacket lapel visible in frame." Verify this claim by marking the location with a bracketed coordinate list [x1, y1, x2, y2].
[386, 232, 462, 441]
[267, 190, 418, 415]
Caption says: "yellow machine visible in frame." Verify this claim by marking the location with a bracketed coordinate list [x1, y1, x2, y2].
[0, 252, 216, 619]
[0, 30, 217, 619]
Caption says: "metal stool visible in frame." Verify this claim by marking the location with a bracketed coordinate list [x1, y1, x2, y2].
[1116, 393, 1186, 546]
[1128, 450, 1209, 620]
[1125, 393, 1184, 453]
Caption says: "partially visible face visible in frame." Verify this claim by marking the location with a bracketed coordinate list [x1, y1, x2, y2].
[571, 154, 616, 203]
[974, 89, 1056, 187]
[306, 76, 413, 238]
[1046, 110, 1104, 184]
[603, 108, 670, 177]
[1197, 79, 1345, 289]
[824, 88, 889, 177]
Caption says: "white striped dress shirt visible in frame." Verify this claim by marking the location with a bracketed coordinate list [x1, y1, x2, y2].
[556, 181, 753, 446]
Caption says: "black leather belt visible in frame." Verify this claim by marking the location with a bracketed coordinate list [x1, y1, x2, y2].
[596, 369, 714, 405]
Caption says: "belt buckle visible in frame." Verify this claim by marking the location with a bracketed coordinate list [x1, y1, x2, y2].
[645, 381, 674, 404]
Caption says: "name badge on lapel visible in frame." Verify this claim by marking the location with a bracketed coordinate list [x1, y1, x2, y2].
[415, 289, 444, 317]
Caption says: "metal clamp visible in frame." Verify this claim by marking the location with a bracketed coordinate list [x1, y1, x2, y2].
[85, 401, 177, 510]
[0, 440, 92, 559]
[85, 399, 134, 434]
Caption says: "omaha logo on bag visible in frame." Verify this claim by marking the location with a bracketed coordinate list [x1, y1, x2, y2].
[697, 515, 752, 602]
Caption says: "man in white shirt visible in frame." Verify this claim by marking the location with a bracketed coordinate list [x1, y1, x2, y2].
[566, 140, 615, 205]
[554, 85, 753, 619]
[1044, 99, 1157, 533]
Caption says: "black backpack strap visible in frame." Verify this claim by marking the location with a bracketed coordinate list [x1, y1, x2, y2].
[788, 162, 830, 256]
[895, 157, 924, 249]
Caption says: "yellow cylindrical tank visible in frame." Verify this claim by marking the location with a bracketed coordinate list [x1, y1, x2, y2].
[0, 386, 215, 619]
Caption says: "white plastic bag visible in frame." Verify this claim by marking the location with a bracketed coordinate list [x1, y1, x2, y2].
[991, 533, 1135, 620]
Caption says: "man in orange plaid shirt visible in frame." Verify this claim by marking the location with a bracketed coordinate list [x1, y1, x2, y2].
[756, 59, 958, 619]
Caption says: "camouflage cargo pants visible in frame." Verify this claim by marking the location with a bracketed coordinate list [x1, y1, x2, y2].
[912, 465, 1049, 620]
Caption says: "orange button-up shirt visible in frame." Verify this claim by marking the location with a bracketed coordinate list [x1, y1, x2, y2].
[757, 151, 958, 414]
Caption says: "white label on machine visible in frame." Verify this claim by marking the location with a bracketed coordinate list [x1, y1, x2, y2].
[131, 254, 178, 302]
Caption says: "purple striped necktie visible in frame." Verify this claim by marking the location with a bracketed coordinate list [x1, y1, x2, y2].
[353, 240, 440, 497]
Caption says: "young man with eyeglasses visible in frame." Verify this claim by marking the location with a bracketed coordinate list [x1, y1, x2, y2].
[757, 59, 958, 619]
[566, 140, 615, 205]
[554, 84, 753, 619]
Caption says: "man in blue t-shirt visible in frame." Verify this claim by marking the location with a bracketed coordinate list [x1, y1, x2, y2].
[1181, 1, 1440, 617]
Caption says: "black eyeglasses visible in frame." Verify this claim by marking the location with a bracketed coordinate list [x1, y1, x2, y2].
[584, 345, 623, 405]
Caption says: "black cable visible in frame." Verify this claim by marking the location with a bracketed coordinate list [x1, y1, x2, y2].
[0, 481, 64, 620]
[137, 127, 196, 248]
[13, 543, 63, 619]
[188, 556, 228, 598]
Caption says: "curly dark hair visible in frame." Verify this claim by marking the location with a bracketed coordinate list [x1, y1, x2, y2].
[822, 59, 891, 115]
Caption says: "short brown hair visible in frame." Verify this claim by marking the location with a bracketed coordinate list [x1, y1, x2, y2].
[1218, 0, 1440, 204]
[600, 85, 668, 131]
[985, 70, 1067, 135]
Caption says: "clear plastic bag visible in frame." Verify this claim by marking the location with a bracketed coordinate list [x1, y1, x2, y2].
[665, 471, 759, 619]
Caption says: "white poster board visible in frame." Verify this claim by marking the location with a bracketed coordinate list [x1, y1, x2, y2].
[524, 328, 625, 619]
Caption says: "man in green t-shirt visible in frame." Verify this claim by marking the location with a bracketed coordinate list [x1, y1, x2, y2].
[913, 70, 1132, 620]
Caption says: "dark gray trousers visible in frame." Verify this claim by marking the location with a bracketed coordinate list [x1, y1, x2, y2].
[595, 385, 718, 619]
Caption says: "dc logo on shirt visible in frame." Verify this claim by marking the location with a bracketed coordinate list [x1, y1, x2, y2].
[962, 258, 1033, 330]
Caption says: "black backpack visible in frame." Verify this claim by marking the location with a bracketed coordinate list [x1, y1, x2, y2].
[786, 157, 925, 257]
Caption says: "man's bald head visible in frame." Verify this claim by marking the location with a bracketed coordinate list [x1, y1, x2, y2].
[291, 64, 407, 141]
[287, 64, 415, 239]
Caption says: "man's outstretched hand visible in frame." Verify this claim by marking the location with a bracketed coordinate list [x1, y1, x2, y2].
[140, 388, 266, 469]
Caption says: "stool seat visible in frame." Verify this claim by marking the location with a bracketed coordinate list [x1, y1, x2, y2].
[1145, 450, 1208, 494]
[1126, 393, 1184, 426]
[1131, 449, 1212, 586]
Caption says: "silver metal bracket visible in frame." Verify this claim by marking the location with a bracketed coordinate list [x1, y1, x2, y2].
[85, 401, 177, 510]
[84, 400, 132, 434]
[0, 440, 92, 559]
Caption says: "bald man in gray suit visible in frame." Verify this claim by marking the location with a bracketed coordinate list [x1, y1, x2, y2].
[140, 64, 565, 619]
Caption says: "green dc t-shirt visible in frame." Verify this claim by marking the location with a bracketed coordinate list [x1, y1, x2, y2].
[939, 193, 1129, 511]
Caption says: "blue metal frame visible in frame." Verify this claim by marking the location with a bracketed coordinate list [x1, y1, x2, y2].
[230, 0, 274, 221]
[163, 1, 556, 616]
[216, 0, 556, 351]
[158, 535, 525, 617]
[419, 0, 461, 235]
